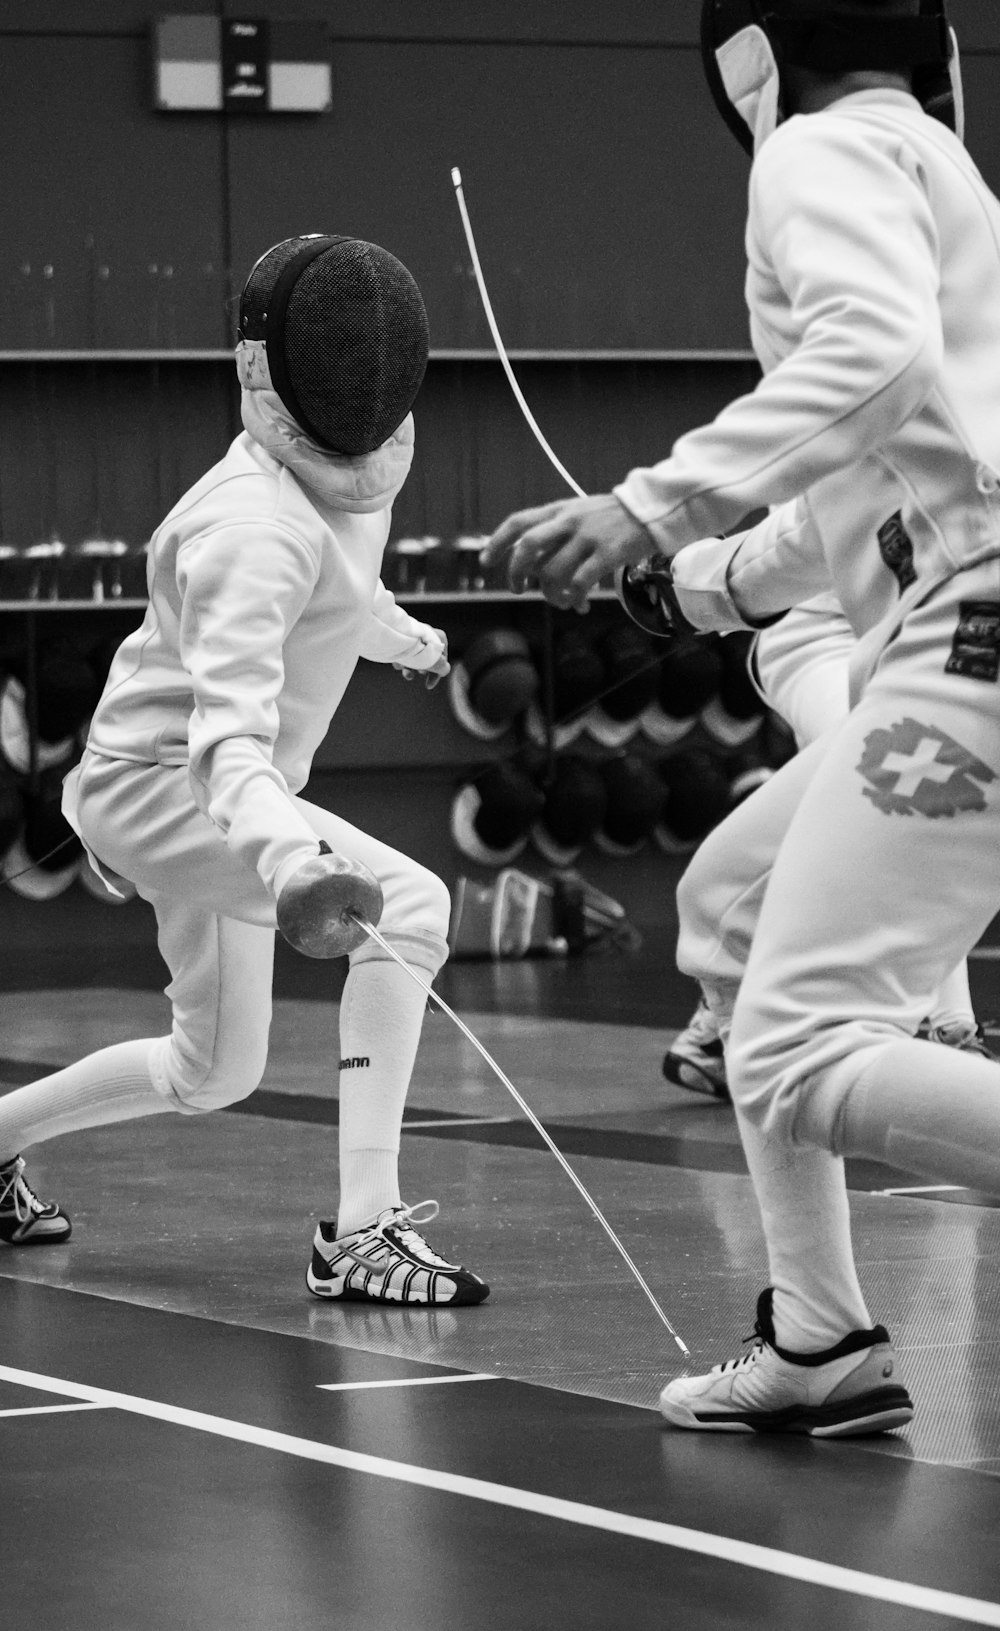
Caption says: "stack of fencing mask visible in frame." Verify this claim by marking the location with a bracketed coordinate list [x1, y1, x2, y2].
[0, 646, 100, 777]
[585, 626, 659, 750]
[655, 750, 734, 853]
[4, 771, 83, 900]
[701, 0, 962, 156]
[448, 630, 539, 740]
[525, 630, 607, 750]
[450, 762, 545, 867]
[531, 756, 609, 867]
[640, 637, 724, 748]
[594, 755, 665, 856]
[701, 632, 766, 748]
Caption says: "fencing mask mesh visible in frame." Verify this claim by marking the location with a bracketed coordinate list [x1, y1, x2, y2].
[239, 235, 430, 456]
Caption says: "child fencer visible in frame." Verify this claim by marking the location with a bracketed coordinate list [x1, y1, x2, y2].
[0, 235, 488, 1309]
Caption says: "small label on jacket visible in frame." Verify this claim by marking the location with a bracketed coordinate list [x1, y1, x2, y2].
[945, 601, 1000, 683]
[876, 511, 917, 593]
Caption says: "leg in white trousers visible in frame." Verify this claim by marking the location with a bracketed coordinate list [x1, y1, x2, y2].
[1, 752, 449, 1234]
[679, 569, 1000, 1348]
[753, 598, 976, 1037]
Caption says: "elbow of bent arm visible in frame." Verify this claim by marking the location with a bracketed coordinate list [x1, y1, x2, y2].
[881, 318, 942, 424]
[910, 321, 943, 399]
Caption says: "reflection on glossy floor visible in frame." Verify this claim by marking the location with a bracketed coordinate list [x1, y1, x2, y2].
[4, 984, 1000, 1475]
[5, 940, 1000, 1630]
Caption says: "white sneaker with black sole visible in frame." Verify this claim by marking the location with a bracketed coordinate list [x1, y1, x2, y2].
[659, 1289, 913, 1437]
[306, 1200, 489, 1306]
[0, 1155, 72, 1245]
[662, 999, 730, 1100]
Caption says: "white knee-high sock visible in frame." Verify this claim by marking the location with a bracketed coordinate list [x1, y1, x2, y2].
[840, 1038, 1000, 1193]
[336, 960, 429, 1235]
[0, 1039, 171, 1161]
[734, 1106, 873, 1351]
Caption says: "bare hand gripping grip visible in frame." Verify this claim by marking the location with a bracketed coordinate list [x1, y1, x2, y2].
[276, 843, 384, 958]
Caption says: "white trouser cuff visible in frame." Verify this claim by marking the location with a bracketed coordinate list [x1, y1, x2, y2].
[349, 928, 448, 979]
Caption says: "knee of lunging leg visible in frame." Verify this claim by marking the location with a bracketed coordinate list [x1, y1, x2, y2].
[356, 865, 451, 975]
[151, 1035, 269, 1114]
[401, 868, 451, 945]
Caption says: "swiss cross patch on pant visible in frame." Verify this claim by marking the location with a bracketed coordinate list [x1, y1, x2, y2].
[857, 717, 995, 817]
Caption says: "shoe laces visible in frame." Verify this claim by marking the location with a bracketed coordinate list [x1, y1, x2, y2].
[0, 1157, 43, 1223]
[713, 1315, 770, 1377]
[339, 1200, 443, 1279]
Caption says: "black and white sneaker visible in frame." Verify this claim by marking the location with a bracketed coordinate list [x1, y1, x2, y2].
[662, 999, 730, 1100]
[659, 1289, 913, 1437]
[306, 1200, 490, 1306]
[0, 1155, 72, 1245]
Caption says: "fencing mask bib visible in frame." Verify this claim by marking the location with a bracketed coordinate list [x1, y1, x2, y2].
[238, 235, 430, 455]
[701, 0, 962, 154]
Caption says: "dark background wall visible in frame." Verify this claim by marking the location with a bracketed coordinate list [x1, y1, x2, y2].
[2, 1, 999, 354]
[1, 2, 998, 923]
[2, 0, 997, 544]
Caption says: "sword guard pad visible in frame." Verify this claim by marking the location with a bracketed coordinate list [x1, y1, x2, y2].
[276, 843, 384, 959]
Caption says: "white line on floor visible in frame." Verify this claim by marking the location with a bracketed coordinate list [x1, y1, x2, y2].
[402, 1115, 514, 1130]
[317, 1373, 496, 1393]
[0, 1402, 108, 1418]
[876, 1185, 967, 1196]
[0, 1363, 997, 1624]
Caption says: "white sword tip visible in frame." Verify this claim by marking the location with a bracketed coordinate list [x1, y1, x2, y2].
[451, 166, 463, 188]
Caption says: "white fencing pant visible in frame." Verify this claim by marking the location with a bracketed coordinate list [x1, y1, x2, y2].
[68, 750, 450, 1115]
[677, 566, 1000, 1345]
[701, 596, 976, 1034]
[752, 596, 854, 748]
[679, 562, 1000, 1143]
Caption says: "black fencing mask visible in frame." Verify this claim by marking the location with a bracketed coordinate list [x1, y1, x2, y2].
[701, 0, 962, 155]
[239, 235, 430, 455]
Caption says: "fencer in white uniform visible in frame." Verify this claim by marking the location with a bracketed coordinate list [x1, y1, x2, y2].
[0, 236, 488, 1308]
[484, 0, 1000, 1431]
[665, 585, 988, 1100]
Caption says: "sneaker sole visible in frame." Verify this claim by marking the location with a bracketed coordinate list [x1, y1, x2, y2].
[306, 1266, 490, 1307]
[662, 1053, 730, 1101]
[660, 1385, 914, 1437]
[0, 1218, 72, 1246]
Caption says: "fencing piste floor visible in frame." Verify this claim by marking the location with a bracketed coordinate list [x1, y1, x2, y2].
[3, 891, 1000, 1630]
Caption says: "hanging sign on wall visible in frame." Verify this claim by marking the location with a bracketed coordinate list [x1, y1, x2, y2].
[153, 14, 331, 113]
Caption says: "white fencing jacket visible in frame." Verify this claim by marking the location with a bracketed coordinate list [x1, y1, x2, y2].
[616, 90, 1000, 650]
[85, 427, 444, 899]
